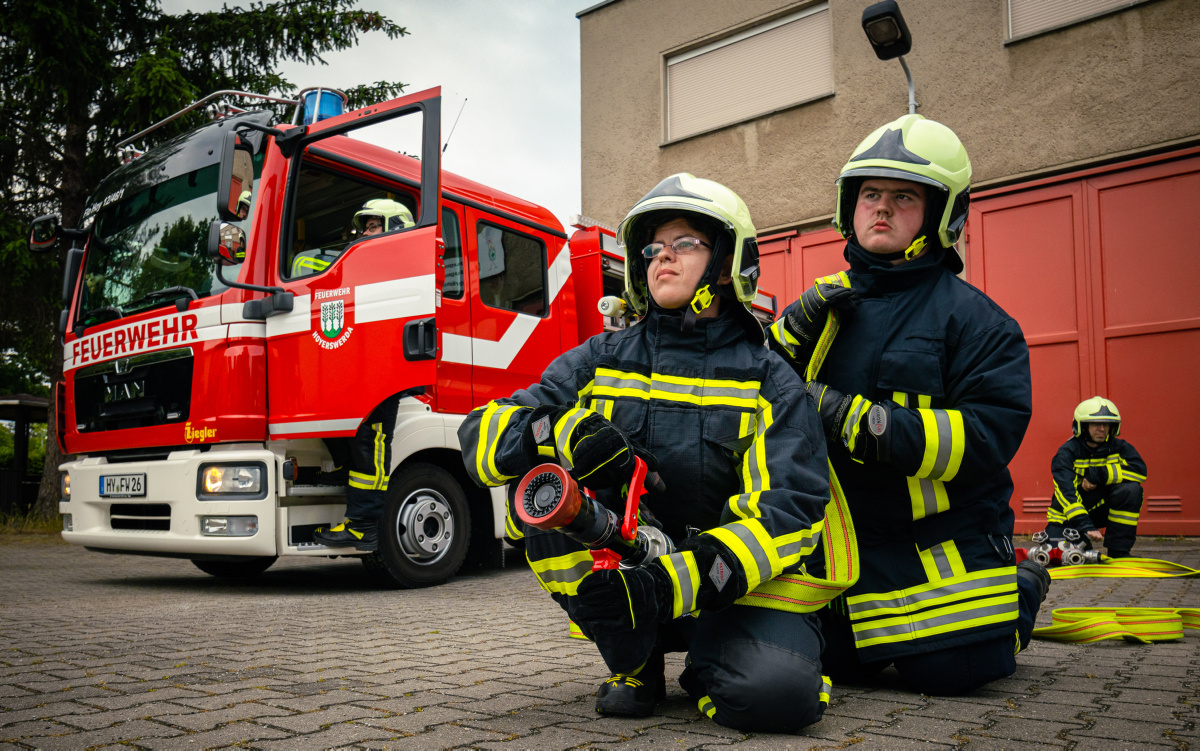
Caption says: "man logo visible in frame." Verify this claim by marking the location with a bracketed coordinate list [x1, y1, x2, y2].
[320, 300, 344, 340]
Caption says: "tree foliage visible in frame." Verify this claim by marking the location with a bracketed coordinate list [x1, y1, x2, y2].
[0, 0, 408, 515]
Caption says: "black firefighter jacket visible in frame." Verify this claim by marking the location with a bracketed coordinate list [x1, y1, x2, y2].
[459, 306, 831, 619]
[770, 241, 1033, 662]
[1048, 435, 1147, 530]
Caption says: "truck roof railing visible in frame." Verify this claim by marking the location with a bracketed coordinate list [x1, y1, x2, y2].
[116, 90, 301, 153]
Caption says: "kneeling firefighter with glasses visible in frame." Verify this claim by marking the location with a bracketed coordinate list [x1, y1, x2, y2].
[460, 175, 838, 732]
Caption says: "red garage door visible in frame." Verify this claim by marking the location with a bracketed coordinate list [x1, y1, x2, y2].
[968, 148, 1200, 534]
[762, 146, 1199, 535]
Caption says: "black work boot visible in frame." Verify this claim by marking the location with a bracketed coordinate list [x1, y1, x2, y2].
[596, 651, 665, 717]
[1016, 559, 1051, 604]
[313, 519, 378, 551]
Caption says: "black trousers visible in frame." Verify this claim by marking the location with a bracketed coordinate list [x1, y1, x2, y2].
[580, 604, 828, 733]
[326, 394, 401, 524]
[1047, 481, 1143, 554]
[817, 570, 1042, 696]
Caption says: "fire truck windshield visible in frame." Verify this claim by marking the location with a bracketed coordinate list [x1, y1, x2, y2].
[80, 163, 252, 325]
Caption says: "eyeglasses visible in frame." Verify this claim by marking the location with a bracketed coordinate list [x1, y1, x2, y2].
[364, 221, 383, 232]
[641, 237, 712, 259]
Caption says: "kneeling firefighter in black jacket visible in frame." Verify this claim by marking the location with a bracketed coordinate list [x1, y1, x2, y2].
[460, 174, 837, 732]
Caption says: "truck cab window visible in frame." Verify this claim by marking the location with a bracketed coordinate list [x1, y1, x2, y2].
[286, 164, 417, 279]
[442, 208, 464, 299]
[477, 222, 547, 316]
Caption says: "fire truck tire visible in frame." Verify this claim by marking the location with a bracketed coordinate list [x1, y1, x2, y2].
[366, 462, 471, 588]
[191, 557, 277, 578]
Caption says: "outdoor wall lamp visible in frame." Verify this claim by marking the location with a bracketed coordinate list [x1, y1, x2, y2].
[861, 0, 918, 114]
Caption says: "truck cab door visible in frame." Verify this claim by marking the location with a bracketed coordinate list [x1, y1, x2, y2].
[263, 87, 442, 441]
[458, 209, 569, 405]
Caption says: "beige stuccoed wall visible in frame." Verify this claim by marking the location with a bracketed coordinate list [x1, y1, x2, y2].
[579, 0, 1200, 233]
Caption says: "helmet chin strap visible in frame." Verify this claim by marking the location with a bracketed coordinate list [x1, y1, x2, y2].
[903, 234, 928, 261]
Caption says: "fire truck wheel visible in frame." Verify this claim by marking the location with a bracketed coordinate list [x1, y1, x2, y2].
[366, 462, 470, 588]
[191, 557, 277, 578]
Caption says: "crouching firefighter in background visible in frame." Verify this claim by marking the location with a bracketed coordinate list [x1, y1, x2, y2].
[460, 175, 846, 733]
[769, 114, 1050, 695]
[1043, 396, 1147, 559]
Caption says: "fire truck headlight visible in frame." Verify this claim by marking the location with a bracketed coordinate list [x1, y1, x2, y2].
[197, 463, 266, 499]
[201, 516, 259, 536]
[61, 472, 70, 500]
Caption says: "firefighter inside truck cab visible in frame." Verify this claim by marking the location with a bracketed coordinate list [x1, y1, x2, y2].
[290, 198, 414, 278]
[460, 174, 833, 732]
[768, 114, 1050, 696]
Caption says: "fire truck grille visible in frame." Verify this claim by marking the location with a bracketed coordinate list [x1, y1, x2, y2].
[110, 503, 171, 531]
[75, 348, 193, 433]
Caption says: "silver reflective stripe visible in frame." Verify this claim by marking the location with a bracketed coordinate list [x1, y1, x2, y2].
[849, 573, 1014, 613]
[929, 543, 954, 580]
[478, 407, 516, 485]
[664, 552, 695, 612]
[930, 409, 954, 479]
[853, 600, 1017, 643]
[650, 378, 757, 401]
[726, 523, 773, 584]
[842, 398, 871, 443]
[594, 374, 649, 393]
[917, 477, 938, 518]
[555, 409, 590, 470]
[537, 558, 594, 587]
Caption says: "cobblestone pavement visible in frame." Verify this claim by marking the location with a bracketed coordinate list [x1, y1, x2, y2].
[2, 537, 1199, 749]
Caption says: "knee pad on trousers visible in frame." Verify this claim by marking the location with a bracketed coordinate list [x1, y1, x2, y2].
[894, 636, 1016, 696]
[696, 639, 826, 733]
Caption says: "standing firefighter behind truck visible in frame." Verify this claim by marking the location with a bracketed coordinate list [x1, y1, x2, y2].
[769, 114, 1050, 695]
[459, 174, 835, 733]
[1044, 396, 1147, 558]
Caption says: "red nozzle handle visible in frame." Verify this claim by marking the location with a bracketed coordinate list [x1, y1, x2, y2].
[620, 457, 649, 542]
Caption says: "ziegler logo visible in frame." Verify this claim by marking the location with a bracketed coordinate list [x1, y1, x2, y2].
[184, 422, 217, 444]
[104, 380, 145, 403]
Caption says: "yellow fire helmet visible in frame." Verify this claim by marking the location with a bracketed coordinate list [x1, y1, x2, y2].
[353, 198, 415, 233]
[616, 173, 759, 318]
[835, 114, 972, 266]
[1073, 396, 1121, 439]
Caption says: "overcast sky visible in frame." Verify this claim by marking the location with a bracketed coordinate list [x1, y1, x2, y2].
[161, 0, 595, 229]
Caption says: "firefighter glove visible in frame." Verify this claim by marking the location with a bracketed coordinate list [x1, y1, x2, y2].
[784, 283, 859, 342]
[805, 381, 892, 463]
[572, 565, 671, 636]
[524, 406, 655, 491]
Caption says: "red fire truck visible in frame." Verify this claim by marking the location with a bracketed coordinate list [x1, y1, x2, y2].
[30, 87, 777, 588]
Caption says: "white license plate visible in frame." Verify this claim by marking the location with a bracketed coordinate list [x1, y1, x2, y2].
[100, 474, 146, 498]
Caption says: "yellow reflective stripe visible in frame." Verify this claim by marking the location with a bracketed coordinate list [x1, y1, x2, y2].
[474, 403, 522, 485]
[768, 318, 802, 357]
[815, 271, 851, 287]
[818, 675, 832, 706]
[698, 695, 716, 719]
[1033, 607, 1200, 643]
[292, 256, 330, 273]
[852, 593, 1020, 648]
[1105, 465, 1117, 484]
[916, 541, 966, 581]
[660, 550, 700, 619]
[848, 567, 1016, 614]
[774, 520, 823, 569]
[1108, 509, 1140, 526]
[906, 476, 950, 520]
[504, 508, 524, 540]
[706, 519, 781, 589]
[536, 445, 556, 457]
[592, 398, 616, 420]
[915, 408, 965, 481]
[371, 421, 387, 489]
[591, 368, 760, 410]
[348, 471, 375, 490]
[730, 395, 772, 520]
[529, 550, 593, 595]
[553, 407, 593, 470]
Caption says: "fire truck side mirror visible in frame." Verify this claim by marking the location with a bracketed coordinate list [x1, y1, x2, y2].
[208, 221, 246, 266]
[216, 131, 255, 222]
[29, 214, 60, 252]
